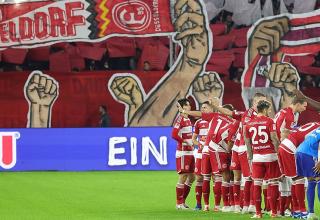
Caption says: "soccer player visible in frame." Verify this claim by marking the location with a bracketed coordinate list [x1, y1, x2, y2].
[211, 107, 240, 212]
[274, 97, 307, 217]
[278, 122, 320, 218]
[212, 92, 267, 213]
[172, 98, 195, 209]
[192, 101, 212, 210]
[244, 100, 282, 218]
[274, 97, 307, 141]
[180, 100, 234, 212]
[296, 128, 320, 220]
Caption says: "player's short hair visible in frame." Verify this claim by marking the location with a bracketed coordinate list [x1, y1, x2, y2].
[178, 98, 190, 107]
[292, 96, 306, 105]
[222, 104, 234, 111]
[257, 100, 270, 113]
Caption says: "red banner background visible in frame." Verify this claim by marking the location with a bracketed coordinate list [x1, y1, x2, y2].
[0, 71, 319, 128]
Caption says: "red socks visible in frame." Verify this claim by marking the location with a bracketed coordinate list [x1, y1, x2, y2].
[176, 183, 184, 204]
[195, 181, 203, 206]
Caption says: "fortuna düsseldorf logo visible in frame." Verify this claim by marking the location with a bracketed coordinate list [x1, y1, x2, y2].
[113, 0, 152, 32]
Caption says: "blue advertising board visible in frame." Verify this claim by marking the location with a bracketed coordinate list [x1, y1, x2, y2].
[0, 127, 177, 171]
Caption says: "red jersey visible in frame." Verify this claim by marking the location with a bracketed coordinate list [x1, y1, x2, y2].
[274, 107, 297, 140]
[232, 108, 257, 152]
[282, 122, 320, 152]
[171, 114, 193, 151]
[193, 118, 209, 153]
[202, 112, 234, 152]
[245, 115, 277, 161]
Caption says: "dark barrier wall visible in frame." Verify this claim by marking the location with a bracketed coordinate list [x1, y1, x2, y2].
[0, 127, 177, 171]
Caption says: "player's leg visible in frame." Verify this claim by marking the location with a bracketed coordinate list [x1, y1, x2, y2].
[195, 174, 203, 210]
[183, 173, 195, 207]
[221, 170, 231, 212]
[292, 177, 307, 217]
[176, 173, 188, 209]
[265, 160, 282, 217]
[307, 177, 317, 219]
[296, 152, 318, 219]
[213, 174, 222, 211]
[194, 156, 203, 210]
[201, 153, 212, 211]
[210, 150, 222, 211]
[230, 150, 242, 212]
[262, 180, 269, 213]
[251, 162, 265, 218]
[239, 152, 254, 214]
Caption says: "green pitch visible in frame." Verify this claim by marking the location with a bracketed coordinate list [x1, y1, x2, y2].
[0, 171, 319, 220]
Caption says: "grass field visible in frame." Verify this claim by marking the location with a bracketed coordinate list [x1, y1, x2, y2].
[0, 171, 319, 220]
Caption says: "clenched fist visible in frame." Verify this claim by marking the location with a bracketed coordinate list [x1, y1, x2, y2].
[24, 71, 59, 128]
[249, 16, 289, 63]
[110, 75, 144, 108]
[192, 72, 223, 104]
[25, 71, 59, 106]
[266, 62, 299, 96]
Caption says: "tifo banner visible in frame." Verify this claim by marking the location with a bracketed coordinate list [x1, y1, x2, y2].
[0, 0, 213, 128]
[0, 0, 174, 49]
[0, 127, 176, 171]
[242, 9, 320, 113]
[0, 71, 243, 128]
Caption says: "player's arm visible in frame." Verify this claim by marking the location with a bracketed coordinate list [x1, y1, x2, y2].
[210, 103, 233, 117]
[270, 131, 280, 153]
[192, 133, 201, 148]
[181, 109, 202, 117]
[171, 117, 184, 144]
[227, 141, 234, 153]
[280, 129, 290, 142]
[244, 126, 253, 160]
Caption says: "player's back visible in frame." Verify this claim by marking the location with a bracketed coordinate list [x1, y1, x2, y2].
[297, 128, 320, 157]
[288, 122, 320, 146]
[237, 108, 257, 151]
[206, 113, 233, 146]
[246, 115, 276, 155]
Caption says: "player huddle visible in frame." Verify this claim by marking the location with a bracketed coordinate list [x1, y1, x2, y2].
[172, 93, 320, 219]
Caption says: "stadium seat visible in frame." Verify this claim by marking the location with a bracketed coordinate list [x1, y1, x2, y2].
[212, 34, 235, 50]
[28, 47, 50, 61]
[106, 37, 136, 58]
[138, 43, 169, 70]
[208, 50, 235, 67]
[231, 48, 246, 68]
[296, 66, 320, 76]
[206, 64, 229, 75]
[78, 45, 106, 61]
[286, 55, 315, 67]
[49, 51, 71, 72]
[2, 48, 28, 64]
[210, 23, 226, 36]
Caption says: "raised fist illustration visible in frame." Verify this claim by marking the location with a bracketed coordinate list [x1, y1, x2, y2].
[192, 72, 223, 104]
[248, 16, 289, 63]
[25, 71, 59, 106]
[24, 71, 59, 128]
[110, 75, 144, 108]
[109, 74, 145, 125]
[266, 62, 299, 96]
